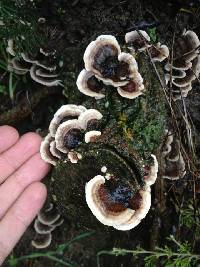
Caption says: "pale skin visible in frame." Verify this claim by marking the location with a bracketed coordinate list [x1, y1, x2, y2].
[0, 125, 50, 265]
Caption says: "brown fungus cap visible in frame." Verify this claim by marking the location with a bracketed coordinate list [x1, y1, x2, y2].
[31, 233, 52, 249]
[55, 120, 83, 153]
[76, 69, 105, 99]
[40, 134, 58, 166]
[148, 43, 169, 62]
[84, 35, 122, 83]
[49, 104, 86, 137]
[85, 153, 158, 231]
[32, 203, 63, 249]
[125, 30, 151, 52]
[161, 130, 186, 180]
[117, 73, 144, 99]
[30, 65, 62, 87]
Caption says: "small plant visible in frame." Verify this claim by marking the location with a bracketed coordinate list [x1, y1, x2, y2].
[179, 199, 200, 237]
[0, 42, 25, 102]
[7, 231, 95, 267]
[97, 235, 200, 267]
[0, 0, 44, 53]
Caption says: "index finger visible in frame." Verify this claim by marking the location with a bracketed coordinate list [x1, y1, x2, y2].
[0, 126, 19, 154]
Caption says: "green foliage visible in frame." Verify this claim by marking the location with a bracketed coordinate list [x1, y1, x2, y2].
[0, 0, 44, 53]
[179, 200, 200, 237]
[0, 42, 21, 101]
[7, 231, 95, 267]
[148, 27, 157, 43]
[97, 235, 200, 267]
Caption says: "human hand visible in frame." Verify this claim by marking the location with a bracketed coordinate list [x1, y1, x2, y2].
[0, 126, 50, 265]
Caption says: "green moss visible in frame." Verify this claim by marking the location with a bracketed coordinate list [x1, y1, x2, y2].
[116, 56, 166, 158]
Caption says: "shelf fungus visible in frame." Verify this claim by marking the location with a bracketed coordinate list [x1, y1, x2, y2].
[125, 30, 151, 52]
[32, 203, 64, 249]
[48, 123, 159, 231]
[161, 130, 186, 180]
[77, 35, 144, 99]
[164, 30, 200, 100]
[6, 39, 62, 86]
[125, 30, 169, 63]
[40, 105, 103, 165]
[148, 43, 169, 62]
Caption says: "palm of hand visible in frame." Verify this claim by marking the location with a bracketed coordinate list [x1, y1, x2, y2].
[0, 126, 50, 265]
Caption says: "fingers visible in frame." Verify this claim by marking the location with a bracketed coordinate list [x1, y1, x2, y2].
[0, 126, 19, 154]
[0, 132, 42, 184]
[0, 153, 50, 218]
[0, 182, 47, 265]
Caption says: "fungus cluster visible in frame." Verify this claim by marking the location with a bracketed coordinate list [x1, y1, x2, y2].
[161, 130, 186, 180]
[77, 35, 145, 99]
[32, 203, 63, 249]
[164, 30, 200, 100]
[40, 104, 103, 165]
[85, 154, 158, 230]
[125, 30, 169, 62]
[7, 39, 62, 86]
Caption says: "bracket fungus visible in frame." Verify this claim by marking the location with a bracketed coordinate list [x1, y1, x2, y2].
[42, 109, 160, 231]
[164, 30, 200, 100]
[40, 104, 103, 165]
[6, 39, 62, 86]
[125, 30, 151, 52]
[85, 154, 158, 230]
[161, 130, 186, 180]
[32, 203, 63, 249]
[125, 30, 169, 62]
[77, 35, 145, 99]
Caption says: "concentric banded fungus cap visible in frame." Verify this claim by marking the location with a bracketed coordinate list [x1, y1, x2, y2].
[55, 120, 83, 153]
[85, 175, 136, 226]
[78, 109, 103, 130]
[76, 69, 105, 99]
[174, 30, 200, 63]
[49, 104, 86, 137]
[114, 187, 151, 230]
[54, 109, 102, 154]
[161, 131, 186, 180]
[32, 203, 63, 249]
[169, 30, 200, 71]
[125, 30, 151, 52]
[8, 58, 30, 75]
[85, 174, 152, 230]
[38, 203, 61, 225]
[144, 154, 158, 186]
[148, 43, 169, 62]
[31, 233, 52, 249]
[40, 134, 58, 166]
[117, 72, 144, 99]
[85, 130, 102, 143]
[30, 65, 62, 86]
[84, 35, 133, 86]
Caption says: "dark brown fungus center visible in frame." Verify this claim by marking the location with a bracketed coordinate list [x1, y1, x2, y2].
[100, 58, 129, 81]
[87, 76, 103, 92]
[93, 44, 129, 81]
[149, 46, 160, 58]
[98, 178, 141, 212]
[60, 115, 79, 125]
[64, 128, 84, 149]
[129, 38, 147, 50]
[120, 80, 137, 92]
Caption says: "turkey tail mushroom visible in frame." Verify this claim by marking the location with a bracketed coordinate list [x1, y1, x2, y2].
[32, 203, 64, 249]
